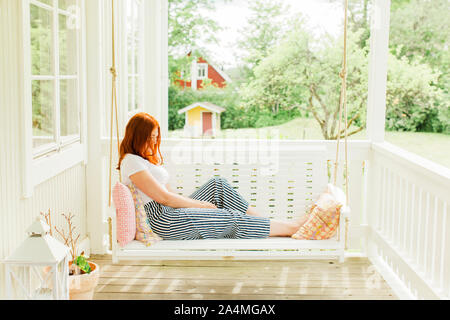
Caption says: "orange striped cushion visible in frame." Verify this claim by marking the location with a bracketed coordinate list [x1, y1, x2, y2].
[292, 185, 343, 240]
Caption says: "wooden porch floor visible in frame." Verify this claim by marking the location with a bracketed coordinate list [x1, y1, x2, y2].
[90, 255, 397, 300]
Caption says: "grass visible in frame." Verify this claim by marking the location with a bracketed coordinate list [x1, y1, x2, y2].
[384, 131, 450, 168]
[168, 117, 450, 168]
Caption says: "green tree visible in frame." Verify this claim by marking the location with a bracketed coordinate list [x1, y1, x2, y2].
[30, 5, 53, 136]
[389, 0, 449, 133]
[168, 0, 222, 55]
[324, 0, 371, 49]
[236, 0, 290, 82]
[241, 23, 369, 140]
[325, 0, 413, 48]
[168, 0, 225, 84]
[391, 0, 412, 11]
[241, 17, 443, 139]
[390, 0, 449, 71]
[386, 54, 443, 132]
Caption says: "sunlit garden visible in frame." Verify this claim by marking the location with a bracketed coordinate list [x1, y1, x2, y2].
[168, 0, 449, 168]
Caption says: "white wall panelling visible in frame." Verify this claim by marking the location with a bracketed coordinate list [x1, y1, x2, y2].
[0, 0, 88, 299]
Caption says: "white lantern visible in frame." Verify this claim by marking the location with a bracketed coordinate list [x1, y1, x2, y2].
[2, 218, 70, 300]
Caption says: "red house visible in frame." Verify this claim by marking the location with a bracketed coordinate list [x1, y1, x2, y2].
[176, 55, 232, 90]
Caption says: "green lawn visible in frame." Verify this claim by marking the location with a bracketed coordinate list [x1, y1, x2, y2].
[169, 117, 450, 168]
[384, 131, 450, 168]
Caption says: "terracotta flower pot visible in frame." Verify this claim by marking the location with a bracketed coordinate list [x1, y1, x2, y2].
[68, 261, 100, 300]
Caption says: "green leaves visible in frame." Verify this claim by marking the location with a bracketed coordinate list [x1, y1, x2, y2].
[386, 53, 443, 132]
[167, 0, 448, 136]
[236, 0, 290, 80]
[388, 0, 449, 133]
[74, 255, 92, 274]
[240, 25, 370, 139]
[168, 0, 221, 56]
[390, 0, 449, 68]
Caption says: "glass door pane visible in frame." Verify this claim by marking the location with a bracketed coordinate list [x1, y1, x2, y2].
[30, 4, 53, 76]
[32, 80, 56, 148]
[59, 13, 78, 75]
[58, 0, 76, 11]
[60, 79, 80, 139]
[37, 0, 54, 6]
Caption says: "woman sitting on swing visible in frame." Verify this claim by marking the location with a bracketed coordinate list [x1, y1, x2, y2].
[118, 112, 307, 241]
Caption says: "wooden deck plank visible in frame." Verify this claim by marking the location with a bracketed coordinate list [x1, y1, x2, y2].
[93, 293, 397, 300]
[97, 277, 391, 288]
[99, 271, 385, 278]
[99, 265, 375, 273]
[90, 255, 397, 300]
[91, 255, 371, 266]
[96, 284, 394, 295]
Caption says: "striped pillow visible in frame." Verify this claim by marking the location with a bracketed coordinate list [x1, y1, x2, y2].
[112, 182, 136, 247]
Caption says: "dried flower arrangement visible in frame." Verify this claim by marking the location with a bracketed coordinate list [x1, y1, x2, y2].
[40, 210, 91, 275]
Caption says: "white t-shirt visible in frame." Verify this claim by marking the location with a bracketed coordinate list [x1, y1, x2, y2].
[120, 153, 170, 204]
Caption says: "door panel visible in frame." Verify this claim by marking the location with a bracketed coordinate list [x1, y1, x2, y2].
[202, 112, 213, 135]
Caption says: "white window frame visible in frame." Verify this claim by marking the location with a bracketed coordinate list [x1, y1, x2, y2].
[124, 0, 145, 120]
[197, 63, 208, 80]
[21, 0, 87, 197]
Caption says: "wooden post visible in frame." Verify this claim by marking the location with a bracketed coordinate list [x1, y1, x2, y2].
[86, 0, 107, 254]
[365, 0, 391, 261]
[366, 0, 391, 143]
[144, 0, 169, 137]
[161, 0, 169, 139]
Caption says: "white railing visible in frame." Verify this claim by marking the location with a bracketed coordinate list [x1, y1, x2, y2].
[367, 142, 450, 300]
[101, 138, 450, 298]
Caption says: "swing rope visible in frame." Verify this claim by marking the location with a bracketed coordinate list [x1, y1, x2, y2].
[333, 0, 350, 250]
[108, 0, 122, 251]
[108, 0, 122, 210]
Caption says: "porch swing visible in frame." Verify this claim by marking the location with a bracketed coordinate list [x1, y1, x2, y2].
[108, 0, 351, 263]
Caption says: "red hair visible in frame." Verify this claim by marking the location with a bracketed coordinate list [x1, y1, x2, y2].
[117, 113, 164, 170]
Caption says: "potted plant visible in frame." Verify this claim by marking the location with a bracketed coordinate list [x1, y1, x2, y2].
[41, 210, 100, 300]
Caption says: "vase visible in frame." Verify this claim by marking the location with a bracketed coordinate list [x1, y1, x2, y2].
[68, 261, 100, 300]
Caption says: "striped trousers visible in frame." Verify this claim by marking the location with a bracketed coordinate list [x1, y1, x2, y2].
[144, 177, 271, 240]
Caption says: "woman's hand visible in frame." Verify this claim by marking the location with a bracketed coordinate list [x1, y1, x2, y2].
[196, 200, 217, 209]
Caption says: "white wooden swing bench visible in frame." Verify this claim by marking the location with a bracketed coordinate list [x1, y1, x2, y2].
[106, 0, 351, 265]
[109, 143, 350, 263]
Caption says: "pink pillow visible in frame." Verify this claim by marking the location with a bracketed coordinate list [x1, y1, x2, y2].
[112, 182, 136, 247]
